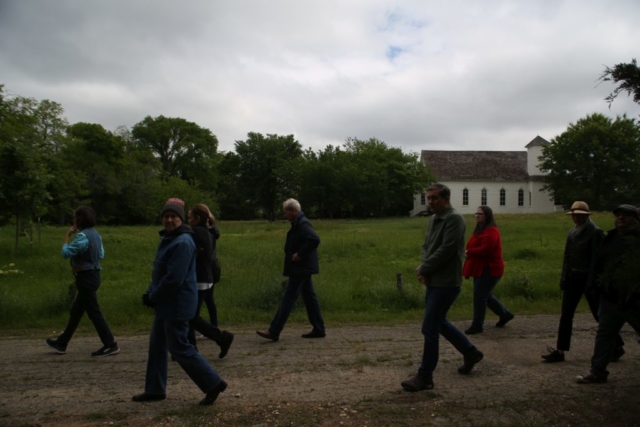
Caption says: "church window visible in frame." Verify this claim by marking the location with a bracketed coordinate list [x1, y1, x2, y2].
[420, 192, 426, 205]
[500, 189, 506, 206]
[462, 188, 469, 206]
[518, 189, 524, 206]
[481, 188, 487, 205]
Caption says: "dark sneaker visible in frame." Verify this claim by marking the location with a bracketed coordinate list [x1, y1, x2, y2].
[576, 371, 607, 384]
[301, 329, 326, 339]
[458, 350, 484, 374]
[401, 374, 434, 392]
[610, 346, 625, 362]
[132, 392, 166, 402]
[91, 342, 120, 357]
[496, 312, 515, 327]
[541, 346, 565, 363]
[200, 380, 228, 406]
[45, 338, 67, 354]
[218, 331, 234, 359]
[256, 330, 279, 342]
[464, 326, 483, 335]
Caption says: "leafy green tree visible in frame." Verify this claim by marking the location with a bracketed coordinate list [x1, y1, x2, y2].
[64, 122, 126, 223]
[235, 133, 303, 221]
[216, 152, 256, 220]
[131, 115, 219, 192]
[539, 113, 640, 210]
[599, 58, 640, 107]
[0, 93, 51, 250]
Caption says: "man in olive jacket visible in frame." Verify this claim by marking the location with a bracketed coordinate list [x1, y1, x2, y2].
[402, 184, 484, 392]
[256, 198, 326, 341]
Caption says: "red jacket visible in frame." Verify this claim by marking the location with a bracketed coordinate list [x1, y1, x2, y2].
[462, 226, 504, 278]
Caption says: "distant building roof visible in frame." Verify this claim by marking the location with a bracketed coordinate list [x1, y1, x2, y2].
[525, 135, 550, 148]
[421, 151, 529, 181]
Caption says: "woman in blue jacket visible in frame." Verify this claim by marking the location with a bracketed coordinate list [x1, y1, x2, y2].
[45, 206, 119, 357]
[132, 199, 227, 406]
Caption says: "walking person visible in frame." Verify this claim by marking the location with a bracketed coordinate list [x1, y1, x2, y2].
[401, 184, 484, 392]
[186, 203, 234, 359]
[205, 208, 221, 327]
[45, 206, 119, 357]
[256, 198, 325, 341]
[542, 201, 624, 363]
[576, 204, 640, 384]
[132, 199, 227, 406]
[463, 206, 514, 335]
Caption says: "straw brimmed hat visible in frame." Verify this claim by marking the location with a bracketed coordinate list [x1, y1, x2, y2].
[566, 201, 591, 215]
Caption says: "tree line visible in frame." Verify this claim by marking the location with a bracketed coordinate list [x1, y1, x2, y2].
[0, 84, 433, 243]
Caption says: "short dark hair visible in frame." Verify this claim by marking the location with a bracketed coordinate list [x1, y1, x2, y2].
[474, 205, 497, 235]
[74, 206, 96, 229]
[426, 183, 450, 201]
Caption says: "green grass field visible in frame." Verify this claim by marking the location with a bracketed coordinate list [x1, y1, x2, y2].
[0, 213, 616, 335]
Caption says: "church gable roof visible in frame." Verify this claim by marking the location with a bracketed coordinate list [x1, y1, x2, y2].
[421, 151, 528, 181]
[525, 135, 550, 148]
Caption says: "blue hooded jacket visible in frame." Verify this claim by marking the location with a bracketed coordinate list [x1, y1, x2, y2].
[146, 224, 197, 320]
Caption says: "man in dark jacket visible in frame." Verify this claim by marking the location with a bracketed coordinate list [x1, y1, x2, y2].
[577, 204, 640, 384]
[256, 198, 326, 341]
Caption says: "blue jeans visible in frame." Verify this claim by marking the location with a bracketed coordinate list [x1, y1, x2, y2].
[590, 299, 640, 378]
[145, 315, 224, 395]
[419, 286, 476, 378]
[269, 275, 325, 335]
[471, 268, 509, 329]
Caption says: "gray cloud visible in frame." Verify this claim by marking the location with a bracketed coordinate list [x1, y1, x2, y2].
[1, 0, 638, 153]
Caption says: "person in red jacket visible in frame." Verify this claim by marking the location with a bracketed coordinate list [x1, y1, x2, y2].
[462, 206, 514, 335]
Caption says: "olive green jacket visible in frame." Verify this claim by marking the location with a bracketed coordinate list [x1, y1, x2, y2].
[419, 207, 466, 287]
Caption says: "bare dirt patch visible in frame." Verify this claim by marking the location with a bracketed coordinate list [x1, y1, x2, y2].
[0, 314, 638, 426]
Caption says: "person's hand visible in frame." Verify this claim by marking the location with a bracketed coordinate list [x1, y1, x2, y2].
[66, 225, 77, 236]
[142, 293, 154, 308]
[292, 253, 300, 262]
[418, 275, 428, 286]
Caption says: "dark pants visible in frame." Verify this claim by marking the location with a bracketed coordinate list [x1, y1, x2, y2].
[471, 268, 510, 329]
[145, 315, 223, 395]
[269, 275, 325, 335]
[418, 286, 477, 378]
[58, 269, 115, 346]
[590, 299, 640, 378]
[557, 273, 624, 351]
[187, 286, 222, 346]
[198, 286, 217, 327]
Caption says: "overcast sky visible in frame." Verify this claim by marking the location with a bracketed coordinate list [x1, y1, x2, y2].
[1, 1, 639, 154]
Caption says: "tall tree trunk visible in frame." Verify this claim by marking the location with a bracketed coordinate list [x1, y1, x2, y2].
[14, 211, 20, 252]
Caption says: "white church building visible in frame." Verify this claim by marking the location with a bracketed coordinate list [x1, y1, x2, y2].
[410, 136, 561, 216]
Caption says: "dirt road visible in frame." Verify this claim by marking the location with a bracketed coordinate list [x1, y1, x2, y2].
[0, 314, 638, 426]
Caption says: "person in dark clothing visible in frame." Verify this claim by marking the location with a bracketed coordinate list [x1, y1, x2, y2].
[45, 206, 119, 357]
[186, 203, 234, 359]
[132, 199, 227, 406]
[577, 204, 640, 384]
[204, 208, 221, 326]
[542, 201, 625, 363]
[256, 198, 325, 341]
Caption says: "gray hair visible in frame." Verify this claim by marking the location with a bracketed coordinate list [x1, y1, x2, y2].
[282, 198, 301, 212]
[426, 183, 451, 201]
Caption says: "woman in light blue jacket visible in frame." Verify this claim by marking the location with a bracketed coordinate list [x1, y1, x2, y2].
[45, 206, 119, 357]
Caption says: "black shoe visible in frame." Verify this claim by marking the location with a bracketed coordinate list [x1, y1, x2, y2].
[45, 338, 67, 354]
[132, 392, 166, 402]
[256, 330, 279, 342]
[464, 326, 483, 335]
[458, 350, 484, 374]
[301, 329, 326, 339]
[401, 374, 434, 392]
[91, 342, 120, 357]
[541, 346, 565, 363]
[219, 331, 234, 359]
[610, 346, 625, 362]
[200, 380, 228, 406]
[496, 312, 514, 327]
[576, 371, 607, 384]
